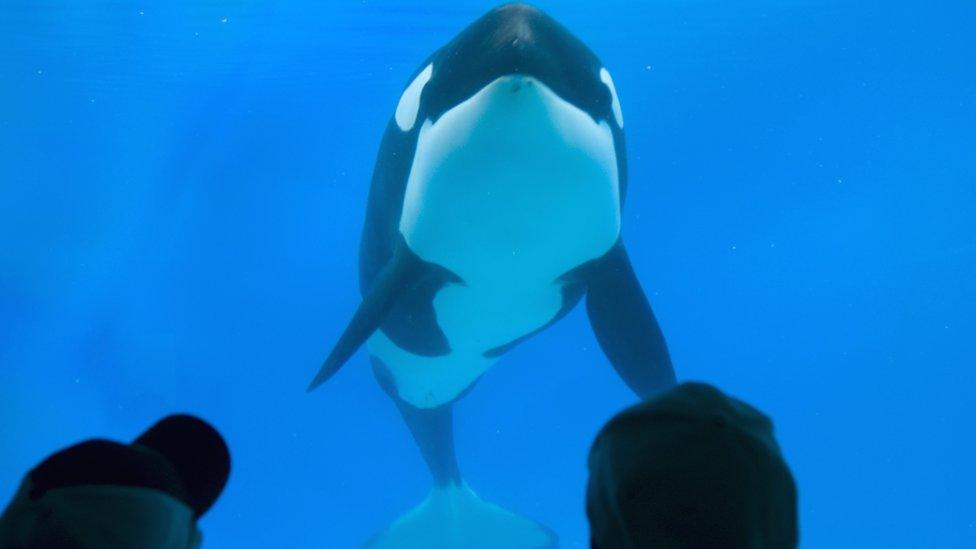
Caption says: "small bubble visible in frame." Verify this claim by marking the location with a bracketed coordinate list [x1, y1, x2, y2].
[645, 65, 652, 71]
[221, 17, 228, 23]
[138, 10, 144, 16]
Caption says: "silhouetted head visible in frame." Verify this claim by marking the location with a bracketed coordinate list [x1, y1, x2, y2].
[2, 414, 230, 548]
[586, 383, 798, 548]
[28, 414, 230, 519]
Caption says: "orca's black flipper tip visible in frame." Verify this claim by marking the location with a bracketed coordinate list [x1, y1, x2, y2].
[306, 373, 326, 393]
[307, 355, 344, 393]
[585, 242, 676, 399]
[306, 237, 430, 394]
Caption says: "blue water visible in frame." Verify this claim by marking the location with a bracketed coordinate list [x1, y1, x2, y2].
[1, 1, 973, 547]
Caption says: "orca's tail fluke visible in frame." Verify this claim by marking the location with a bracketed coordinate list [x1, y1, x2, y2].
[365, 482, 557, 549]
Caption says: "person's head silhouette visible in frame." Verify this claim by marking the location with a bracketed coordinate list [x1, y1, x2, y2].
[0, 414, 230, 548]
[587, 383, 798, 549]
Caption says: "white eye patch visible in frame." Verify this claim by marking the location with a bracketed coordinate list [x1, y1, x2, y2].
[395, 63, 434, 131]
[599, 67, 623, 129]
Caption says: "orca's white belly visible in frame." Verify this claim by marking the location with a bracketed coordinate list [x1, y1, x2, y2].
[373, 75, 622, 408]
[368, 280, 565, 409]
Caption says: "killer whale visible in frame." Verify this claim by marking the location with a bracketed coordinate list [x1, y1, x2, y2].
[309, 4, 676, 546]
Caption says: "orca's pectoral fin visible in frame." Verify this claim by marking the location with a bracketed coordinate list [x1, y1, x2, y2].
[307, 239, 427, 392]
[584, 242, 677, 398]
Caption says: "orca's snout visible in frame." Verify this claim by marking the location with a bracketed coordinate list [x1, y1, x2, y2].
[417, 3, 612, 131]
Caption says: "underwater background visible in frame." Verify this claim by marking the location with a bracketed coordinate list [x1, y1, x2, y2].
[1, 1, 973, 547]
